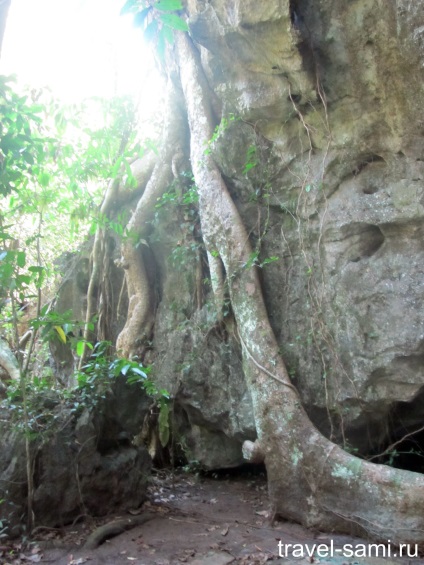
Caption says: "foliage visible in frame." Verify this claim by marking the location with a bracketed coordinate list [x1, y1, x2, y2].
[120, 0, 188, 61]
[3, 338, 169, 441]
[204, 113, 238, 155]
[243, 250, 279, 270]
[73, 341, 171, 447]
[30, 307, 89, 346]
[0, 76, 147, 345]
[243, 145, 258, 176]
[153, 175, 201, 269]
[155, 177, 199, 210]
[0, 78, 164, 530]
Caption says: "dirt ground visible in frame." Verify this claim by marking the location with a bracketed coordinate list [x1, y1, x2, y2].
[1, 468, 423, 565]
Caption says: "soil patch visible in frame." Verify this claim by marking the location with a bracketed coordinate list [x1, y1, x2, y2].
[2, 469, 423, 565]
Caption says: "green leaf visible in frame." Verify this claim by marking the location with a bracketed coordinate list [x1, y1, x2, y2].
[243, 162, 256, 174]
[37, 171, 50, 187]
[144, 19, 158, 42]
[16, 274, 31, 285]
[0, 262, 13, 279]
[131, 367, 147, 378]
[162, 25, 174, 45]
[156, 29, 167, 62]
[260, 256, 279, 267]
[159, 12, 188, 31]
[28, 104, 44, 114]
[120, 0, 139, 16]
[29, 265, 46, 287]
[16, 251, 26, 268]
[126, 374, 142, 384]
[155, 0, 183, 11]
[244, 251, 259, 269]
[120, 363, 132, 376]
[76, 341, 85, 356]
[134, 6, 151, 28]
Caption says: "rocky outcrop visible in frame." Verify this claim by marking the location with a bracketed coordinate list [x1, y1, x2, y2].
[49, 1, 424, 468]
[0, 378, 151, 536]
[173, 0, 424, 458]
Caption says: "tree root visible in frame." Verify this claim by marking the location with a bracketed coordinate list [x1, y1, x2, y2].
[242, 440, 264, 464]
[116, 79, 187, 358]
[83, 512, 155, 550]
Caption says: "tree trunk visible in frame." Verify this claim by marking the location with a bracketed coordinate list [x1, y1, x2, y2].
[116, 78, 188, 358]
[0, 337, 19, 381]
[107, 0, 424, 543]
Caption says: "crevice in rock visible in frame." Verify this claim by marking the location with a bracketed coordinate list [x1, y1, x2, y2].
[289, 0, 320, 85]
[202, 462, 266, 479]
[288, 93, 301, 103]
[369, 386, 424, 474]
[330, 154, 386, 195]
[362, 184, 379, 195]
[352, 154, 385, 176]
[289, 0, 299, 28]
[340, 223, 385, 262]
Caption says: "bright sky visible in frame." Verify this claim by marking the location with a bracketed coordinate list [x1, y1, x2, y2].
[0, 0, 163, 116]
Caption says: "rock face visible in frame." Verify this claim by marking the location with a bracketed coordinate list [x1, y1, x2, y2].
[51, 1, 424, 468]
[167, 0, 424, 459]
[0, 378, 151, 536]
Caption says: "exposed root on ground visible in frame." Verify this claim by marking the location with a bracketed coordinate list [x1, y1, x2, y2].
[83, 513, 155, 550]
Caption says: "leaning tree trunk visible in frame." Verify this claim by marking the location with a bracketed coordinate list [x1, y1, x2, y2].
[112, 0, 424, 544]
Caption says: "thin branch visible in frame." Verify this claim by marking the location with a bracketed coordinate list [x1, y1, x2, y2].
[367, 424, 424, 462]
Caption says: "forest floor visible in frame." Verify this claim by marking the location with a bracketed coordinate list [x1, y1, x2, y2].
[1, 468, 423, 565]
